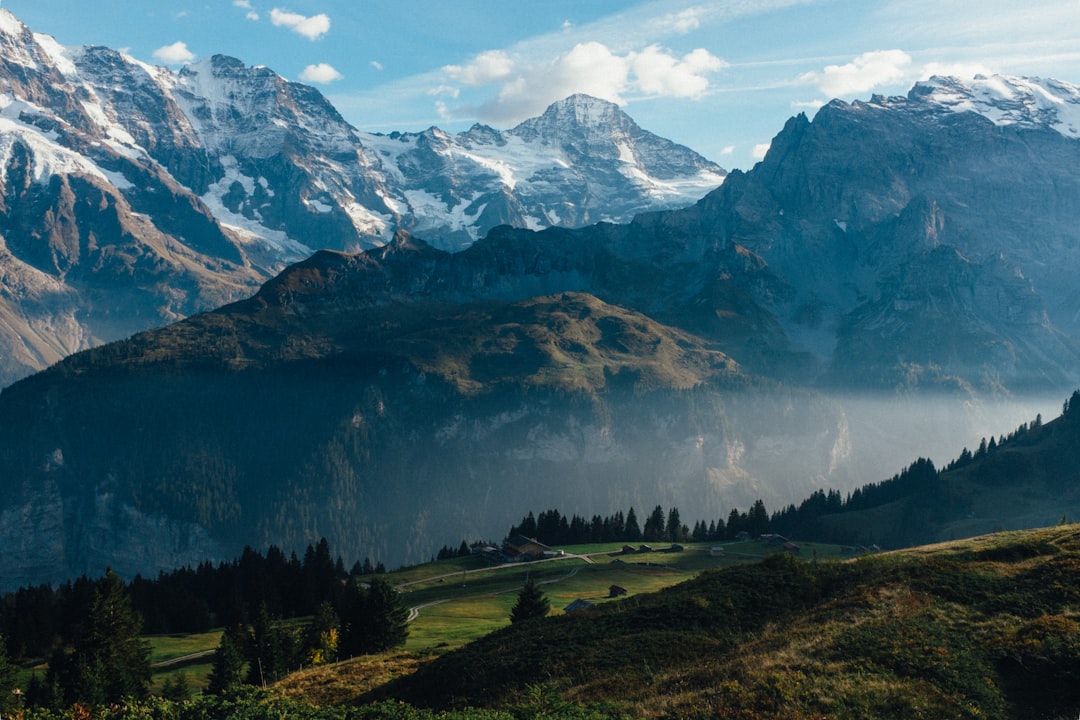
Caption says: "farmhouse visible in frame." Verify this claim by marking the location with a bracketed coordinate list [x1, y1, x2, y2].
[503, 535, 554, 561]
[608, 585, 627, 598]
[564, 598, 594, 614]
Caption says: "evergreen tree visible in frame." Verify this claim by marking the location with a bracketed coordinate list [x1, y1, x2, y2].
[666, 507, 685, 542]
[339, 577, 408, 656]
[206, 624, 246, 695]
[304, 602, 340, 666]
[0, 633, 20, 716]
[624, 507, 642, 541]
[509, 576, 550, 624]
[244, 602, 297, 685]
[47, 570, 151, 706]
[643, 505, 666, 541]
[160, 673, 191, 701]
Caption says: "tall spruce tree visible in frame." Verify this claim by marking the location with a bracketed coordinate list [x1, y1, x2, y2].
[339, 577, 409, 656]
[206, 625, 246, 695]
[509, 577, 550, 624]
[47, 570, 151, 706]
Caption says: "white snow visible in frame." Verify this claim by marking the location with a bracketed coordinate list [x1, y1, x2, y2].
[0, 10, 26, 38]
[917, 74, 1080, 139]
[0, 114, 124, 189]
[31, 32, 77, 77]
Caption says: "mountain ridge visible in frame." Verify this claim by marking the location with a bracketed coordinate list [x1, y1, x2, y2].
[0, 7, 725, 387]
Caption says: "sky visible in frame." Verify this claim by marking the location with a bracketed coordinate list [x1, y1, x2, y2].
[3, 0, 1080, 170]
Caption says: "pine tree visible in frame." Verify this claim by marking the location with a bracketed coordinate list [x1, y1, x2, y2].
[0, 633, 20, 716]
[624, 507, 642, 541]
[339, 577, 409, 656]
[509, 577, 550, 624]
[47, 569, 151, 706]
[206, 625, 246, 695]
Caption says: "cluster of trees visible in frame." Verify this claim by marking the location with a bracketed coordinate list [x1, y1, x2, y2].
[206, 576, 408, 694]
[507, 501, 771, 547]
[0, 539, 408, 709]
[0, 539, 387, 660]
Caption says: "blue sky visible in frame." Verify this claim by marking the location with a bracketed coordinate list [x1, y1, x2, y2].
[4, 0, 1080, 169]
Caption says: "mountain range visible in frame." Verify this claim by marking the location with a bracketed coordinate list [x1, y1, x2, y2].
[4, 6, 1080, 587]
[0, 8, 723, 388]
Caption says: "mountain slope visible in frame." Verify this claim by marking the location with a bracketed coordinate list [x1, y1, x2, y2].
[375, 525, 1080, 720]
[0, 261, 851, 587]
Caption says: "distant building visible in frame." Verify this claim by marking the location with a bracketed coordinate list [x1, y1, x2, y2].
[783, 541, 801, 555]
[709, 547, 726, 557]
[564, 598, 594, 614]
[608, 585, 628, 598]
[503, 535, 554, 561]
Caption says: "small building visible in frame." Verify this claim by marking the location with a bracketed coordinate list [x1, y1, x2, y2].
[735, 531, 750, 542]
[608, 584, 628, 598]
[709, 546, 726, 557]
[667, 543, 685, 553]
[638, 544, 654, 553]
[503, 535, 554, 561]
[620, 544, 637, 555]
[564, 598, 594, 614]
[783, 541, 801, 555]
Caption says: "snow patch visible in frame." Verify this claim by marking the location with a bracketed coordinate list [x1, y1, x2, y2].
[916, 74, 1080, 139]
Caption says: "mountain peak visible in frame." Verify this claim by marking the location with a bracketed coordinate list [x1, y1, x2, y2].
[0, 9, 27, 38]
[906, 74, 1080, 138]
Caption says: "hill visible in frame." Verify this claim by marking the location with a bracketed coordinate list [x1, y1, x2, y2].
[367, 525, 1080, 720]
[770, 391, 1080, 548]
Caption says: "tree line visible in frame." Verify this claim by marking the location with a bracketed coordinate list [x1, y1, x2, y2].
[505, 501, 772, 547]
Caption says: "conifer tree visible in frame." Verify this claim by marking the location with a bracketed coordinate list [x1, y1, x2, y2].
[624, 507, 642, 541]
[206, 625, 246, 695]
[47, 569, 151, 706]
[509, 577, 550, 624]
[0, 633, 19, 716]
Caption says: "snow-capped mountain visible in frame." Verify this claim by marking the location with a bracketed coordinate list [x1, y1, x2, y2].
[0, 8, 724, 387]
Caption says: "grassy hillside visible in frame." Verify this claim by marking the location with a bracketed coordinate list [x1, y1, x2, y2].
[364, 525, 1080, 720]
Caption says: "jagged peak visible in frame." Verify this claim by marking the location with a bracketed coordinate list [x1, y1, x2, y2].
[0, 9, 28, 38]
[906, 74, 1080, 138]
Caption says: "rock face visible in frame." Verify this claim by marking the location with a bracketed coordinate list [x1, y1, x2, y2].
[0, 9, 724, 387]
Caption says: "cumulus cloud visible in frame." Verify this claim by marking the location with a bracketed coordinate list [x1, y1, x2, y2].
[153, 41, 195, 65]
[444, 50, 514, 86]
[443, 42, 724, 124]
[300, 63, 343, 83]
[752, 143, 771, 161]
[233, 0, 252, 6]
[370, 60, 384, 71]
[720, 145, 735, 156]
[632, 45, 726, 98]
[270, 8, 330, 40]
[800, 50, 913, 97]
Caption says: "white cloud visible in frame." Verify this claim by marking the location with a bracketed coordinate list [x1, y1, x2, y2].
[270, 8, 330, 40]
[655, 7, 705, 34]
[720, 145, 735, 156]
[233, 0, 252, 6]
[800, 50, 913, 97]
[370, 60, 384, 71]
[631, 45, 726, 99]
[153, 41, 195, 65]
[752, 143, 771, 161]
[247, 11, 260, 21]
[444, 50, 514, 86]
[442, 42, 724, 124]
[300, 63, 343, 84]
